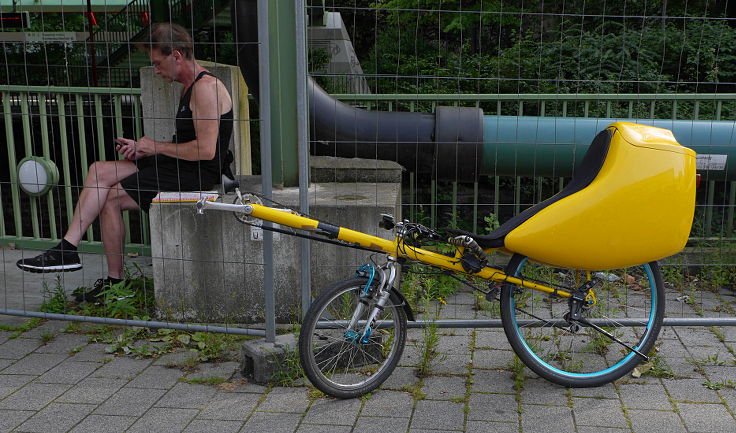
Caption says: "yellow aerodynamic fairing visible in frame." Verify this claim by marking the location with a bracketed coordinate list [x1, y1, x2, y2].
[504, 122, 697, 270]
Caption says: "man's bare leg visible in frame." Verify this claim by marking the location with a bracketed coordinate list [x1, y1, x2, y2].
[64, 160, 139, 246]
[99, 183, 140, 280]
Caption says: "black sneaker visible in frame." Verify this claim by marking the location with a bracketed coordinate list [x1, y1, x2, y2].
[16, 248, 82, 273]
[74, 277, 121, 303]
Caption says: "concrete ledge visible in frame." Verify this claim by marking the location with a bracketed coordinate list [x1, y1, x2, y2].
[149, 181, 401, 324]
[310, 156, 403, 183]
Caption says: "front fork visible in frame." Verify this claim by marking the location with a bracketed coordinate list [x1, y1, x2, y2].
[345, 257, 399, 345]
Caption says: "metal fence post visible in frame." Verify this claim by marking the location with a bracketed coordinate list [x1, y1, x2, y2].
[295, 0, 311, 317]
[258, 0, 276, 343]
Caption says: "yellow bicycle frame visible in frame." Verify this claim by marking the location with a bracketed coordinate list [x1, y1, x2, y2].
[229, 202, 572, 299]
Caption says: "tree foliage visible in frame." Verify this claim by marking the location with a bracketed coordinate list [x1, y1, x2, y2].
[339, 0, 736, 95]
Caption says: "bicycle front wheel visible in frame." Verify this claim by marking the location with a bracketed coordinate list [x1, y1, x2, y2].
[500, 254, 665, 387]
[299, 277, 408, 399]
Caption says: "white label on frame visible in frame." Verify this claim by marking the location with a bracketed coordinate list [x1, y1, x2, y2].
[250, 225, 280, 241]
[696, 154, 727, 171]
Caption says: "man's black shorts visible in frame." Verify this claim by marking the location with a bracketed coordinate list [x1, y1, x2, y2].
[119, 155, 218, 212]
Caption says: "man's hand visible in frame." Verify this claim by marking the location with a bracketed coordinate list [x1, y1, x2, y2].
[115, 137, 156, 160]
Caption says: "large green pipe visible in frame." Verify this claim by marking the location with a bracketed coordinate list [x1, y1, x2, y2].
[483, 116, 736, 180]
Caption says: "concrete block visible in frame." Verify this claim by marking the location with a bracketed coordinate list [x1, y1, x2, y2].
[150, 181, 401, 323]
[240, 333, 298, 385]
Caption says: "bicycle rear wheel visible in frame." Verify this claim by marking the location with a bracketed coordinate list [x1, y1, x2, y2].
[500, 254, 664, 387]
[299, 277, 407, 399]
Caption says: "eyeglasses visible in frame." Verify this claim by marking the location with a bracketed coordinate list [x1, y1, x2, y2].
[151, 50, 180, 68]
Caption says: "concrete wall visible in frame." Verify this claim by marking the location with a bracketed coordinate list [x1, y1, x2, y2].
[149, 181, 401, 323]
[140, 63, 252, 175]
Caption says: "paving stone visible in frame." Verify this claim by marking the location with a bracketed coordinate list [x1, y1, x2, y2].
[303, 396, 362, 426]
[520, 404, 575, 433]
[658, 356, 700, 379]
[627, 409, 687, 433]
[518, 378, 569, 406]
[1, 353, 67, 376]
[675, 327, 723, 348]
[68, 344, 114, 363]
[576, 427, 629, 433]
[0, 338, 42, 359]
[20, 321, 68, 339]
[296, 423, 353, 433]
[15, 402, 95, 433]
[676, 402, 735, 432]
[0, 358, 12, 372]
[467, 393, 518, 422]
[92, 356, 153, 379]
[197, 392, 259, 421]
[69, 415, 137, 433]
[465, 421, 519, 433]
[618, 383, 673, 410]
[353, 416, 411, 433]
[0, 374, 36, 399]
[654, 339, 691, 358]
[431, 354, 472, 375]
[471, 348, 514, 369]
[242, 411, 302, 433]
[154, 350, 198, 367]
[572, 397, 628, 428]
[663, 378, 723, 403]
[438, 302, 478, 319]
[720, 387, 736, 414]
[34, 361, 100, 384]
[0, 383, 71, 410]
[34, 334, 90, 354]
[471, 369, 516, 394]
[0, 409, 34, 432]
[93, 387, 167, 416]
[473, 330, 510, 350]
[126, 365, 185, 389]
[422, 375, 467, 400]
[257, 386, 310, 413]
[446, 291, 477, 305]
[399, 341, 424, 367]
[56, 377, 128, 404]
[380, 366, 421, 390]
[437, 335, 471, 354]
[183, 419, 244, 433]
[570, 383, 618, 399]
[127, 407, 199, 433]
[360, 390, 414, 418]
[0, 332, 10, 345]
[185, 361, 239, 381]
[410, 399, 465, 431]
[155, 382, 218, 409]
[221, 379, 268, 394]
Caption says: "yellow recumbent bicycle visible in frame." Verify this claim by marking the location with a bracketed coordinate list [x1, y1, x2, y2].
[197, 122, 696, 399]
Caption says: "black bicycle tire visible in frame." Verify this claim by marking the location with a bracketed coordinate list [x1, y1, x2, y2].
[299, 277, 408, 398]
[500, 254, 665, 387]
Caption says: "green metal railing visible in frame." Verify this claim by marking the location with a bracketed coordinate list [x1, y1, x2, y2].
[1, 85, 148, 254]
[3, 87, 736, 251]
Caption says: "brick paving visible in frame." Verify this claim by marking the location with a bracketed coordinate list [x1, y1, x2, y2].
[1, 249, 735, 432]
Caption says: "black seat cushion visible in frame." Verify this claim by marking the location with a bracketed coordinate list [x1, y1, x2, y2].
[447, 128, 613, 249]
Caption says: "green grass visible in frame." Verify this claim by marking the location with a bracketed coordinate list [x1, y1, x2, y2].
[180, 376, 228, 386]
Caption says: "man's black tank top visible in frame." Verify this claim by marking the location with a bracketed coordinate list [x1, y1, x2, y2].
[160, 70, 234, 182]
